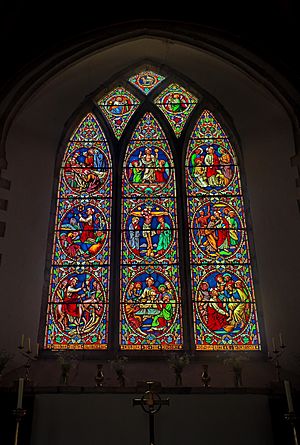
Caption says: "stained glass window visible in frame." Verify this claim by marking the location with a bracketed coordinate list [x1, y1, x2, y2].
[129, 70, 165, 95]
[186, 110, 261, 350]
[120, 112, 183, 350]
[44, 70, 262, 355]
[44, 114, 112, 350]
[154, 83, 198, 137]
[97, 87, 140, 139]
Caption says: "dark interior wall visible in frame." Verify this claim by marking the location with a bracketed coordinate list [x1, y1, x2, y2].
[30, 393, 274, 445]
[0, 35, 299, 381]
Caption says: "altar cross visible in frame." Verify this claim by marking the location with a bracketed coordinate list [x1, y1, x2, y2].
[133, 381, 170, 445]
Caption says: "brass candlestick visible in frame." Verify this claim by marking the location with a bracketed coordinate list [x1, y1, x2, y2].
[19, 352, 37, 384]
[284, 412, 299, 445]
[268, 335, 286, 383]
[95, 363, 104, 387]
[12, 408, 27, 445]
[284, 380, 299, 445]
[17, 336, 38, 384]
[201, 364, 211, 387]
[13, 376, 27, 445]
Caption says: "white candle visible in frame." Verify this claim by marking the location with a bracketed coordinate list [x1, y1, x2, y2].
[20, 334, 24, 349]
[284, 380, 294, 412]
[27, 337, 31, 353]
[17, 378, 24, 409]
[279, 332, 284, 348]
[272, 337, 276, 352]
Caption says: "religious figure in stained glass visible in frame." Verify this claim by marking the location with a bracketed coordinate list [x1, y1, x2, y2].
[123, 201, 175, 262]
[45, 114, 112, 350]
[123, 271, 178, 337]
[190, 199, 247, 263]
[124, 143, 172, 195]
[120, 113, 183, 350]
[62, 143, 109, 196]
[56, 200, 108, 264]
[198, 271, 250, 326]
[154, 83, 198, 137]
[49, 269, 107, 346]
[186, 140, 239, 196]
[44, 72, 262, 355]
[186, 110, 260, 350]
[190, 144, 234, 188]
[97, 87, 140, 139]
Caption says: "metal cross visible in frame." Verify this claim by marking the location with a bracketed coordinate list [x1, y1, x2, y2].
[133, 381, 170, 445]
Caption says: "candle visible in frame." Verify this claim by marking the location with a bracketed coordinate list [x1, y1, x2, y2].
[279, 332, 284, 348]
[27, 337, 31, 353]
[284, 380, 294, 412]
[20, 334, 24, 349]
[17, 378, 24, 409]
[272, 337, 276, 352]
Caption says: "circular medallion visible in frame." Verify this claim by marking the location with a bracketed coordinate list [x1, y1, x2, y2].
[125, 143, 172, 194]
[191, 201, 242, 259]
[51, 272, 105, 337]
[138, 73, 156, 88]
[123, 271, 178, 338]
[58, 204, 107, 261]
[196, 270, 251, 339]
[105, 94, 133, 117]
[63, 146, 109, 195]
[125, 202, 174, 261]
[162, 92, 190, 114]
[188, 143, 235, 193]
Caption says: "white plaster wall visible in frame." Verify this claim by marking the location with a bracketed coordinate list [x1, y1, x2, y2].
[1, 37, 299, 375]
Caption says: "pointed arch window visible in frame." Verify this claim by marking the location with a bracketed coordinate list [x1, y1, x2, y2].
[44, 114, 112, 350]
[186, 110, 261, 350]
[43, 68, 262, 353]
[120, 113, 183, 350]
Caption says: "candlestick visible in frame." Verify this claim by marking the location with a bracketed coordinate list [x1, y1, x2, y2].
[17, 335, 38, 385]
[272, 337, 277, 353]
[19, 334, 24, 349]
[269, 336, 287, 384]
[35, 343, 39, 358]
[17, 378, 24, 409]
[284, 380, 294, 413]
[24, 357, 33, 384]
[12, 408, 27, 445]
[27, 337, 31, 354]
[284, 412, 299, 445]
[279, 332, 284, 348]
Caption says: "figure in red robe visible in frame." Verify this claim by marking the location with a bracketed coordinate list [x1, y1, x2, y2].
[79, 207, 95, 243]
[155, 159, 167, 183]
[62, 276, 82, 319]
[205, 146, 219, 186]
[215, 210, 230, 250]
[85, 149, 95, 168]
[206, 289, 228, 330]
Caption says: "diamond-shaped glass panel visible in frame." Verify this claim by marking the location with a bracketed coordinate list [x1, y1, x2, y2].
[154, 83, 198, 137]
[129, 70, 165, 95]
[97, 87, 140, 139]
